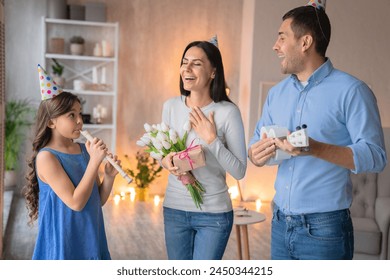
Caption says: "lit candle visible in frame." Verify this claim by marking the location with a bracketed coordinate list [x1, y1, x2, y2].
[129, 187, 135, 202]
[154, 195, 161, 206]
[130, 192, 136, 202]
[256, 198, 262, 211]
[129, 187, 135, 195]
[228, 185, 239, 200]
[114, 194, 121, 205]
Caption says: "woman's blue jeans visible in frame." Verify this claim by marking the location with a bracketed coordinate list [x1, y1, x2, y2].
[271, 205, 354, 260]
[163, 207, 233, 260]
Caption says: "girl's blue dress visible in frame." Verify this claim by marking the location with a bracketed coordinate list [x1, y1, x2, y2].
[32, 144, 111, 260]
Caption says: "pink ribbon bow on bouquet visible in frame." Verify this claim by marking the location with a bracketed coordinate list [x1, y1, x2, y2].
[177, 139, 198, 170]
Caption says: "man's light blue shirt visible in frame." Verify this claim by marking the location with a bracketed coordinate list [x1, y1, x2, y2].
[249, 59, 387, 214]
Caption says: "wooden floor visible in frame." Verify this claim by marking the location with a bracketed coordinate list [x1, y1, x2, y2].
[3, 192, 272, 260]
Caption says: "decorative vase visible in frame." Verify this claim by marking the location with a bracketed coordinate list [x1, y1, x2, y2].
[70, 43, 84, 55]
[93, 43, 102, 57]
[136, 187, 149, 202]
[47, 0, 67, 19]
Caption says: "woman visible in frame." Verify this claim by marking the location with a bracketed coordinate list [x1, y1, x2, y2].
[161, 39, 247, 260]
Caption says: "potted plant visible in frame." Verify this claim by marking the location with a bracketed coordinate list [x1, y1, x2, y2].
[125, 151, 163, 201]
[51, 58, 65, 87]
[4, 99, 35, 188]
[69, 36, 85, 55]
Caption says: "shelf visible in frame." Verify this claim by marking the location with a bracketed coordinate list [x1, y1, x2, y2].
[63, 89, 114, 96]
[45, 18, 118, 28]
[46, 53, 115, 62]
[42, 16, 119, 153]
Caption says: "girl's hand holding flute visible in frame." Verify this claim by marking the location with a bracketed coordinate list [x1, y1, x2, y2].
[80, 130, 133, 184]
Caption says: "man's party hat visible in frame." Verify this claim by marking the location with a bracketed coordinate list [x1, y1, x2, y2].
[37, 64, 62, 100]
[307, 0, 326, 10]
[209, 35, 218, 48]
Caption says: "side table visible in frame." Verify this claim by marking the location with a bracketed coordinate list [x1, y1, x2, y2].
[234, 209, 266, 260]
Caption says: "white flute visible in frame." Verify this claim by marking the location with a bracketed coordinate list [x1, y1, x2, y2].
[80, 130, 133, 184]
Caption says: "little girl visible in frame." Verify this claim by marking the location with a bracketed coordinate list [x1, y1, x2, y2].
[23, 65, 120, 259]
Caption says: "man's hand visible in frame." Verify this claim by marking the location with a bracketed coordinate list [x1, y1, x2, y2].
[274, 137, 303, 157]
[248, 133, 276, 167]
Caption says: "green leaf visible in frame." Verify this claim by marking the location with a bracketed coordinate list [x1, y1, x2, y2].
[5, 99, 35, 170]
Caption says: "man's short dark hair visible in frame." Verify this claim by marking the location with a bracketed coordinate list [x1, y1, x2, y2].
[283, 6, 331, 57]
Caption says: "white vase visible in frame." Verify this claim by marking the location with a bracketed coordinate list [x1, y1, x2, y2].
[70, 43, 84, 55]
[93, 43, 102, 56]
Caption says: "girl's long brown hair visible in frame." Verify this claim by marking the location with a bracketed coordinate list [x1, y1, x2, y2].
[23, 92, 80, 225]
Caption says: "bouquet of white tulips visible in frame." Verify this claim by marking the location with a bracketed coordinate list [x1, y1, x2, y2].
[136, 121, 205, 209]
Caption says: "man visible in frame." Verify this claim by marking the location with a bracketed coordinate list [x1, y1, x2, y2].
[248, 1, 387, 260]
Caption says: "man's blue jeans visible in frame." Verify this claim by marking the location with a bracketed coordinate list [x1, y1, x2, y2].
[163, 207, 233, 260]
[271, 205, 354, 260]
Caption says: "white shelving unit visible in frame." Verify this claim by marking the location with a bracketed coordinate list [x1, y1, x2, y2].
[41, 17, 119, 153]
